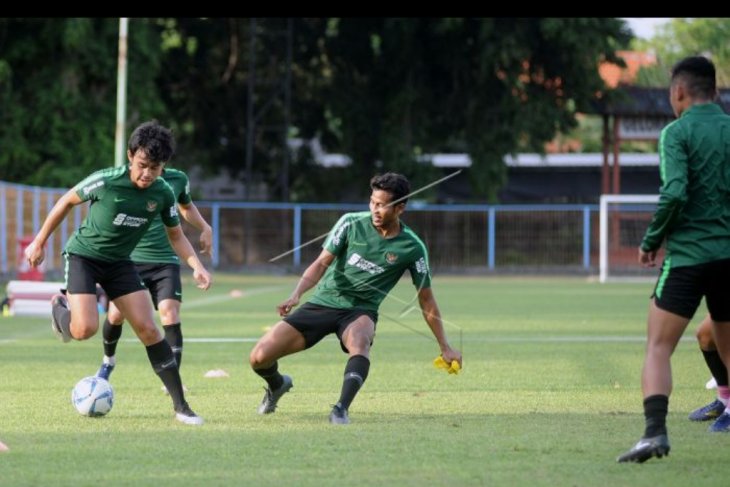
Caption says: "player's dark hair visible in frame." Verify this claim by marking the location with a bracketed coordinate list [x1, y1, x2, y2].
[671, 56, 716, 100]
[128, 120, 176, 163]
[370, 172, 411, 205]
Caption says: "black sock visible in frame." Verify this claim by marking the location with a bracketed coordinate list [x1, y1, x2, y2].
[102, 318, 123, 358]
[337, 355, 370, 410]
[702, 349, 729, 387]
[145, 339, 185, 411]
[164, 323, 183, 370]
[643, 394, 668, 438]
[254, 363, 283, 391]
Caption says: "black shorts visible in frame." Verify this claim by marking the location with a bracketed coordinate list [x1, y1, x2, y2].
[64, 253, 146, 301]
[135, 263, 182, 310]
[653, 257, 730, 320]
[283, 303, 378, 353]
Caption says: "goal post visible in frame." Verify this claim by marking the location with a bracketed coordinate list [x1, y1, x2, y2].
[599, 194, 660, 283]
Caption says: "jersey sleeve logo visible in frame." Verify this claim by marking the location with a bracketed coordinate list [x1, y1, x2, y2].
[81, 180, 104, 195]
[415, 257, 429, 274]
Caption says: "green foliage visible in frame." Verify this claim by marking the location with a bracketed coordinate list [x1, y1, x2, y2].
[633, 18, 730, 88]
[0, 19, 167, 188]
[0, 18, 630, 201]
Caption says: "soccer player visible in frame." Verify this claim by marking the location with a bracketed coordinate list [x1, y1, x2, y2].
[95, 166, 212, 389]
[249, 172, 462, 424]
[617, 56, 730, 463]
[687, 316, 730, 424]
[24, 120, 212, 426]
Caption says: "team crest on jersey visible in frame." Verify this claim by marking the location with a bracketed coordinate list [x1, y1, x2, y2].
[385, 252, 398, 264]
[146, 201, 158, 212]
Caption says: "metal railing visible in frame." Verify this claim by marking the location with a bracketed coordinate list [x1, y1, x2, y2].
[0, 180, 602, 277]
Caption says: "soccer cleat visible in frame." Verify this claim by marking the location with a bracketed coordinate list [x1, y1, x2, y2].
[50, 294, 71, 343]
[175, 403, 204, 426]
[257, 375, 293, 414]
[708, 411, 730, 432]
[688, 399, 726, 421]
[328, 403, 350, 425]
[616, 434, 670, 463]
[96, 363, 115, 381]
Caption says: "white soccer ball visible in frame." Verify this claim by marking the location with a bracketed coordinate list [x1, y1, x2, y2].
[71, 376, 114, 417]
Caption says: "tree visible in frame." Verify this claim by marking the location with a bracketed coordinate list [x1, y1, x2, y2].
[306, 18, 630, 201]
[634, 18, 730, 87]
[0, 18, 167, 188]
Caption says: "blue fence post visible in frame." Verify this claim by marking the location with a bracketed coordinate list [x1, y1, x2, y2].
[488, 207, 495, 269]
[211, 203, 220, 268]
[60, 190, 69, 253]
[16, 186, 23, 242]
[32, 186, 41, 234]
[293, 205, 302, 267]
[583, 205, 591, 269]
[46, 190, 55, 269]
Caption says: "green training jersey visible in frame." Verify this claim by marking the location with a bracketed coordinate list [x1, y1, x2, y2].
[64, 166, 180, 262]
[641, 103, 730, 267]
[130, 168, 192, 264]
[309, 211, 432, 311]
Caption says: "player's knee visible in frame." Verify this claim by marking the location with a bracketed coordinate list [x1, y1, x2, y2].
[70, 320, 98, 340]
[249, 345, 269, 368]
[107, 308, 123, 324]
[131, 321, 163, 344]
[697, 325, 715, 350]
[345, 336, 372, 355]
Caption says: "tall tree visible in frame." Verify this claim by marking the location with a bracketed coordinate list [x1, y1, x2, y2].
[306, 18, 630, 201]
[0, 18, 167, 187]
[634, 18, 730, 87]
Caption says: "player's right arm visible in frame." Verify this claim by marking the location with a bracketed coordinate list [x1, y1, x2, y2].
[277, 249, 335, 316]
[25, 189, 83, 268]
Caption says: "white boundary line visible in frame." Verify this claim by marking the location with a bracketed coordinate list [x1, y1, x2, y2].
[119, 335, 696, 344]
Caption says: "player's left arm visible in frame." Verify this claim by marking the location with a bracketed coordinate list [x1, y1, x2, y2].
[178, 201, 213, 257]
[165, 224, 212, 290]
[417, 287, 462, 367]
[640, 125, 688, 255]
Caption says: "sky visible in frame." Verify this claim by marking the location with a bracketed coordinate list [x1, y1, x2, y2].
[621, 18, 672, 39]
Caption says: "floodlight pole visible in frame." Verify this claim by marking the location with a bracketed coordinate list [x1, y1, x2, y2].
[114, 18, 129, 167]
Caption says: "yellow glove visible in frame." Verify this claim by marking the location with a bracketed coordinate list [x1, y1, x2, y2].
[433, 356, 461, 375]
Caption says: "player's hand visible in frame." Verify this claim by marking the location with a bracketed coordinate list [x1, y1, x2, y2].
[434, 355, 461, 374]
[199, 227, 213, 257]
[434, 345, 463, 374]
[277, 296, 299, 317]
[639, 247, 657, 267]
[24, 240, 45, 268]
[193, 267, 212, 290]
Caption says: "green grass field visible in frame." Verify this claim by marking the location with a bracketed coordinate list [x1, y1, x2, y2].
[0, 275, 725, 486]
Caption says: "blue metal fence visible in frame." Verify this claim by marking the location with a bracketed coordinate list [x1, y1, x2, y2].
[0, 180, 602, 276]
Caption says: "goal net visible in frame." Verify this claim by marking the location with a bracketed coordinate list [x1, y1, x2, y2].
[599, 194, 661, 283]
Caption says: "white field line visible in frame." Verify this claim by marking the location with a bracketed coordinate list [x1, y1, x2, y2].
[121, 335, 695, 344]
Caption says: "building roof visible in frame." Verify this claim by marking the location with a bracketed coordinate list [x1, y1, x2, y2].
[594, 86, 730, 117]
